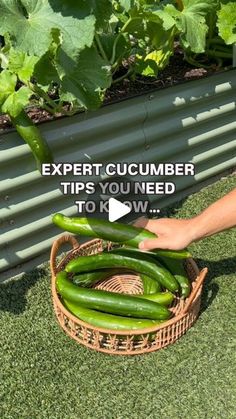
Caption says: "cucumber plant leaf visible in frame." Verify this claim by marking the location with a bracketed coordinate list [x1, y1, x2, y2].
[0, 70, 17, 106]
[2, 86, 32, 117]
[8, 49, 39, 84]
[59, 47, 112, 110]
[217, 2, 236, 45]
[0, 0, 96, 58]
[0, 70, 32, 117]
[165, 0, 219, 53]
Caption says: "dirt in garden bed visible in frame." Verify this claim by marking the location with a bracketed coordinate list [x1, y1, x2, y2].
[0, 46, 230, 131]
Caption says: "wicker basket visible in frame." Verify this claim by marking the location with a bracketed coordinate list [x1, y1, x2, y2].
[50, 235, 207, 355]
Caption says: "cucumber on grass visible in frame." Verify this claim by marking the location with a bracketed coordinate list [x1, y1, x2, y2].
[65, 252, 179, 293]
[52, 214, 191, 259]
[56, 271, 171, 320]
[63, 299, 163, 331]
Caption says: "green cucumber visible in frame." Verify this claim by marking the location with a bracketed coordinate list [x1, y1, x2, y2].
[72, 269, 122, 288]
[106, 249, 161, 293]
[52, 214, 191, 258]
[63, 299, 163, 331]
[135, 292, 174, 306]
[65, 252, 179, 293]
[157, 256, 191, 299]
[11, 110, 53, 169]
[105, 248, 179, 292]
[140, 274, 161, 293]
[111, 247, 190, 298]
[56, 271, 171, 320]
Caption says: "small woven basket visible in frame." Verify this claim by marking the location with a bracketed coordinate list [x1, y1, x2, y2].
[50, 235, 207, 355]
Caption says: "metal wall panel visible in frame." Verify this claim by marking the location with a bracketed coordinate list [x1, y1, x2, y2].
[0, 70, 236, 272]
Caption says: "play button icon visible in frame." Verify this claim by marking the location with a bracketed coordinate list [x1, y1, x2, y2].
[108, 198, 131, 222]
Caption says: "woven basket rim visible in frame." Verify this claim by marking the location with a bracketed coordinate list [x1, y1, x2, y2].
[50, 234, 207, 336]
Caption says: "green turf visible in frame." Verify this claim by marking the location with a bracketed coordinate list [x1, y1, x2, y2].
[1, 175, 236, 419]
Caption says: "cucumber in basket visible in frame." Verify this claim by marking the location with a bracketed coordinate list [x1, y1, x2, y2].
[116, 248, 190, 298]
[72, 269, 121, 287]
[52, 214, 191, 259]
[56, 271, 171, 320]
[140, 274, 161, 293]
[156, 256, 191, 298]
[65, 252, 179, 293]
[135, 292, 174, 306]
[63, 299, 163, 331]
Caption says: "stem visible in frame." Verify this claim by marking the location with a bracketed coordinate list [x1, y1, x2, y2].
[184, 54, 212, 69]
[206, 50, 232, 59]
[29, 82, 59, 113]
[95, 33, 109, 62]
[112, 68, 134, 84]
[110, 17, 140, 64]
[39, 100, 58, 115]
[210, 45, 232, 54]
[208, 37, 225, 46]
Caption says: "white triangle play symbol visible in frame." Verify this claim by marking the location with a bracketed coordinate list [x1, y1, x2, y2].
[108, 198, 131, 222]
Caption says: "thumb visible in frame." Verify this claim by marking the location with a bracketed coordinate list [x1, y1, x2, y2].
[139, 238, 170, 251]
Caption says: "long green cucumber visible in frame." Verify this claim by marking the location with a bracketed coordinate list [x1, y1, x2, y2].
[63, 299, 163, 331]
[65, 253, 179, 293]
[134, 292, 174, 306]
[124, 246, 190, 259]
[111, 247, 190, 298]
[56, 271, 171, 320]
[72, 269, 122, 287]
[105, 248, 179, 292]
[140, 274, 161, 293]
[52, 214, 191, 258]
[11, 110, 53, 169]
[156, 256, 191, 299]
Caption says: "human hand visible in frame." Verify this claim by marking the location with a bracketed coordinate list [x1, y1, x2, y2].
[134, 217, 196, 251]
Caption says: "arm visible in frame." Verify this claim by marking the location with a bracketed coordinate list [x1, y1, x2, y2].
[136, 188, 236, 251]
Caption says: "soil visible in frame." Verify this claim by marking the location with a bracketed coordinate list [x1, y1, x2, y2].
[0, 46, 228, 131]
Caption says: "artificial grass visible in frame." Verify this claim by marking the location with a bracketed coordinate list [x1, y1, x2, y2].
[1, 175, 236, 419]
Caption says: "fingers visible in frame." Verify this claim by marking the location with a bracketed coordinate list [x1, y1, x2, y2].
[133, 217, 148, 228]
[134, 218, 161, 234]
[139, 238, 170, 251]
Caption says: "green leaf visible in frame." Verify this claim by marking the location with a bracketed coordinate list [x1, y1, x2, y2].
[88, 0, 113, 29]
[8, 49, 39, 84]
[146, 48, 172, 71]
[119, 0, 134, 12]
[52, 0, 113, 30]
[0, 70, 17, 106]
[59, 47, 112, 110]
[182, 0, 219, 16]
[2, 86, 32, 117]
[165, 0, 218, 53]
[217, 2, 236, 45]
[153, 10, 177, 31]
[0, 0, 96, 58]
[135, 55, 159, 77]
[99, 33, 130, 63]
[33, 29, 61, 89]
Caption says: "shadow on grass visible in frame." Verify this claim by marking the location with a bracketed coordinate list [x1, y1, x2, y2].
[196, 256, 236, 314]
[0, 268, 47, 315]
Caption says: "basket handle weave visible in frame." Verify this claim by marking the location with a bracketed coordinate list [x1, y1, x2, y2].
[50, 234, 79, 277]
[183, 267, 208, 314]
